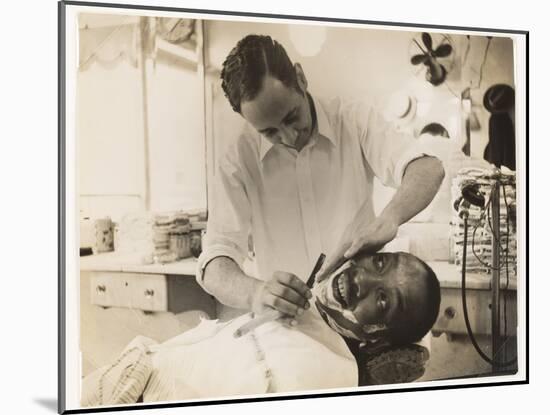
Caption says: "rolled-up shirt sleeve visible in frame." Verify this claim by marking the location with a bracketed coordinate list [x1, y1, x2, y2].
[353, 100, 442, 188]
[196, 145, 252, 290]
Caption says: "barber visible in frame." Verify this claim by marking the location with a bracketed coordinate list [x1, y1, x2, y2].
[196, 35, 444, 327]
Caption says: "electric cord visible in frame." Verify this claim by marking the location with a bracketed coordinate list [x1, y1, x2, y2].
[502, 184, 513, 340]
[461, 216, 517, 368]
[469, 184, 509, 271]
[444, 81, 460, 99]
[470, 198, 505, 271]
[502, 184, 512, 290]
[462, 35, 471, 67]
[485, 185, 510, 253]
[474, 37, 492, 89]
[487, 183, 513, 357]
[471, 223, 503, 271]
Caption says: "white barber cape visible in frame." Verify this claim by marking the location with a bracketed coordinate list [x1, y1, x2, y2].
[143, 308, 357, 402]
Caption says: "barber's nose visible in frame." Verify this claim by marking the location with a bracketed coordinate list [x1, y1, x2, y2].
[279, 125, 298, 146]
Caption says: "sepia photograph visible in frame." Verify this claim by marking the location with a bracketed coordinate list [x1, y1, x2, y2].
[59, 1, 527, 412]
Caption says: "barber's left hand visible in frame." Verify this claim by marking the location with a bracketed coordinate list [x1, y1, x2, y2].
[316, 213, 399, 282]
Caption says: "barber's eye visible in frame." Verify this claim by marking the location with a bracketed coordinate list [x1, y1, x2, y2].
[285, 116, 298, 125]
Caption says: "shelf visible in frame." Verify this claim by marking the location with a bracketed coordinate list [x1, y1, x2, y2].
[80, 251, 197, 276]
[427, 261, 517, 291]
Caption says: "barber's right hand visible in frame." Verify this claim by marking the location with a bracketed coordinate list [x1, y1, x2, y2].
[251, 271, 312, 318]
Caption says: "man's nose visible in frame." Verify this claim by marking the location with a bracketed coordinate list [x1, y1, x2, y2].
[351, 268, 375, 300]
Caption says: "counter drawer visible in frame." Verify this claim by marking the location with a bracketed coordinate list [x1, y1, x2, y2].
[131, 274, 168, 312]
[89, 271, 216, 317]
[90, 272, 131, 308]
[90, 272, 167, 311]
[432, 287, 517, 337]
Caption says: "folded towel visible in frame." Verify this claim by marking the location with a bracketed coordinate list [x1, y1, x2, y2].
[81, 336, 157, 407]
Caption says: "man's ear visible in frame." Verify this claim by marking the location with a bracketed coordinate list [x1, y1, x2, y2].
[360, 338, 392, 356]
[294, 63, 308, 94]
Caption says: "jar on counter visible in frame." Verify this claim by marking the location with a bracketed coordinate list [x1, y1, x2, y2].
[169, 224, 192, 260]
[189, 221, 206, 258]
[93, 217, 114, 254]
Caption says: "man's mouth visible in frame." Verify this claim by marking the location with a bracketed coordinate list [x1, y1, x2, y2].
[312, 266, 367, 340]
[332, 271, 350, 308]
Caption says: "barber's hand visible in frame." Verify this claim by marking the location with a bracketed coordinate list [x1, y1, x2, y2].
[316, 214, 399, 282]
[251, 271, 312, 319]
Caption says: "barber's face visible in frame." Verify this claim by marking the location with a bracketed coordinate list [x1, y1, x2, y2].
[240, 65, 313, 151]
[313, 252, 429, 341]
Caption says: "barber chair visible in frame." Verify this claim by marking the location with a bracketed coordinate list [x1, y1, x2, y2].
[345, 338, 430, 385]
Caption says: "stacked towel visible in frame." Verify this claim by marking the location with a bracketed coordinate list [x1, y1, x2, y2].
[450, 167, 517, 276]
[114, 210, 207, 264]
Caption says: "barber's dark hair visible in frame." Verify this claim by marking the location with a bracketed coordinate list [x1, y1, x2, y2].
[221, 34, 299, 113]
[386, 256, 441, 346]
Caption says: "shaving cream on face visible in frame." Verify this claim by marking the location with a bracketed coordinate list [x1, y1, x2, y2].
[363, 323, 387, 334]
[312, 260, 353, 303]
[313, 260, 361, 324]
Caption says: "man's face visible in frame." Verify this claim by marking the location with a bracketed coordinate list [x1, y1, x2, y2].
[240, 70, 313, 151]
[313, 252, 429, 342]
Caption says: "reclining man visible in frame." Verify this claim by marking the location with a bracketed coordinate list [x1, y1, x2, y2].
[81, 251, 440, 407]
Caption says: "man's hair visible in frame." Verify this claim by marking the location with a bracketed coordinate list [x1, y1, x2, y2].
[221, 34, 300, 113]
[386, 257, 441, 346]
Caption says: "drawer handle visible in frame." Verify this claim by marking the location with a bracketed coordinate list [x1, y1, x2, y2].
[144, 289, 155, 298]
[444, 306, 456, 319]
[96, 284, 106, 294]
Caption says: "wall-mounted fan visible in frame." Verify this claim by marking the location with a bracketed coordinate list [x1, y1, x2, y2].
[409, 32, 455, 86]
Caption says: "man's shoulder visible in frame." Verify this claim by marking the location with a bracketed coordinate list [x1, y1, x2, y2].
[237, 122, 262, 149]
[315, 95, 344, 116]
[316, 95, 376, 122]
[220, 123, 261, 168]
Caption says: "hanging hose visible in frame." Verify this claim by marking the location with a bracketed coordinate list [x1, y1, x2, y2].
[461, 216, 517, 368]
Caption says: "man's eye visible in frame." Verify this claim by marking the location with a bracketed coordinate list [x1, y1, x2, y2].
[377, 292, 388, 312]
[375, 255, 384, 270]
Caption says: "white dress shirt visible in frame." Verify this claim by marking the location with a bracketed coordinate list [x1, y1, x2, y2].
[195, 95, 438, 368]
[197, 95, 437, 284]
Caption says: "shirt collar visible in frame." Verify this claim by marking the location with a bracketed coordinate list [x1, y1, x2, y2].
[259, 94, 336, 161]
[312, 95, 336, 146]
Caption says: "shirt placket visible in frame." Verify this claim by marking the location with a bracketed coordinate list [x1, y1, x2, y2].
[296, 145, 322, 263]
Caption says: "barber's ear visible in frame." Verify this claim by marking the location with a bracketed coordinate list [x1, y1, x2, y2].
[294, 63, 308, 93]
